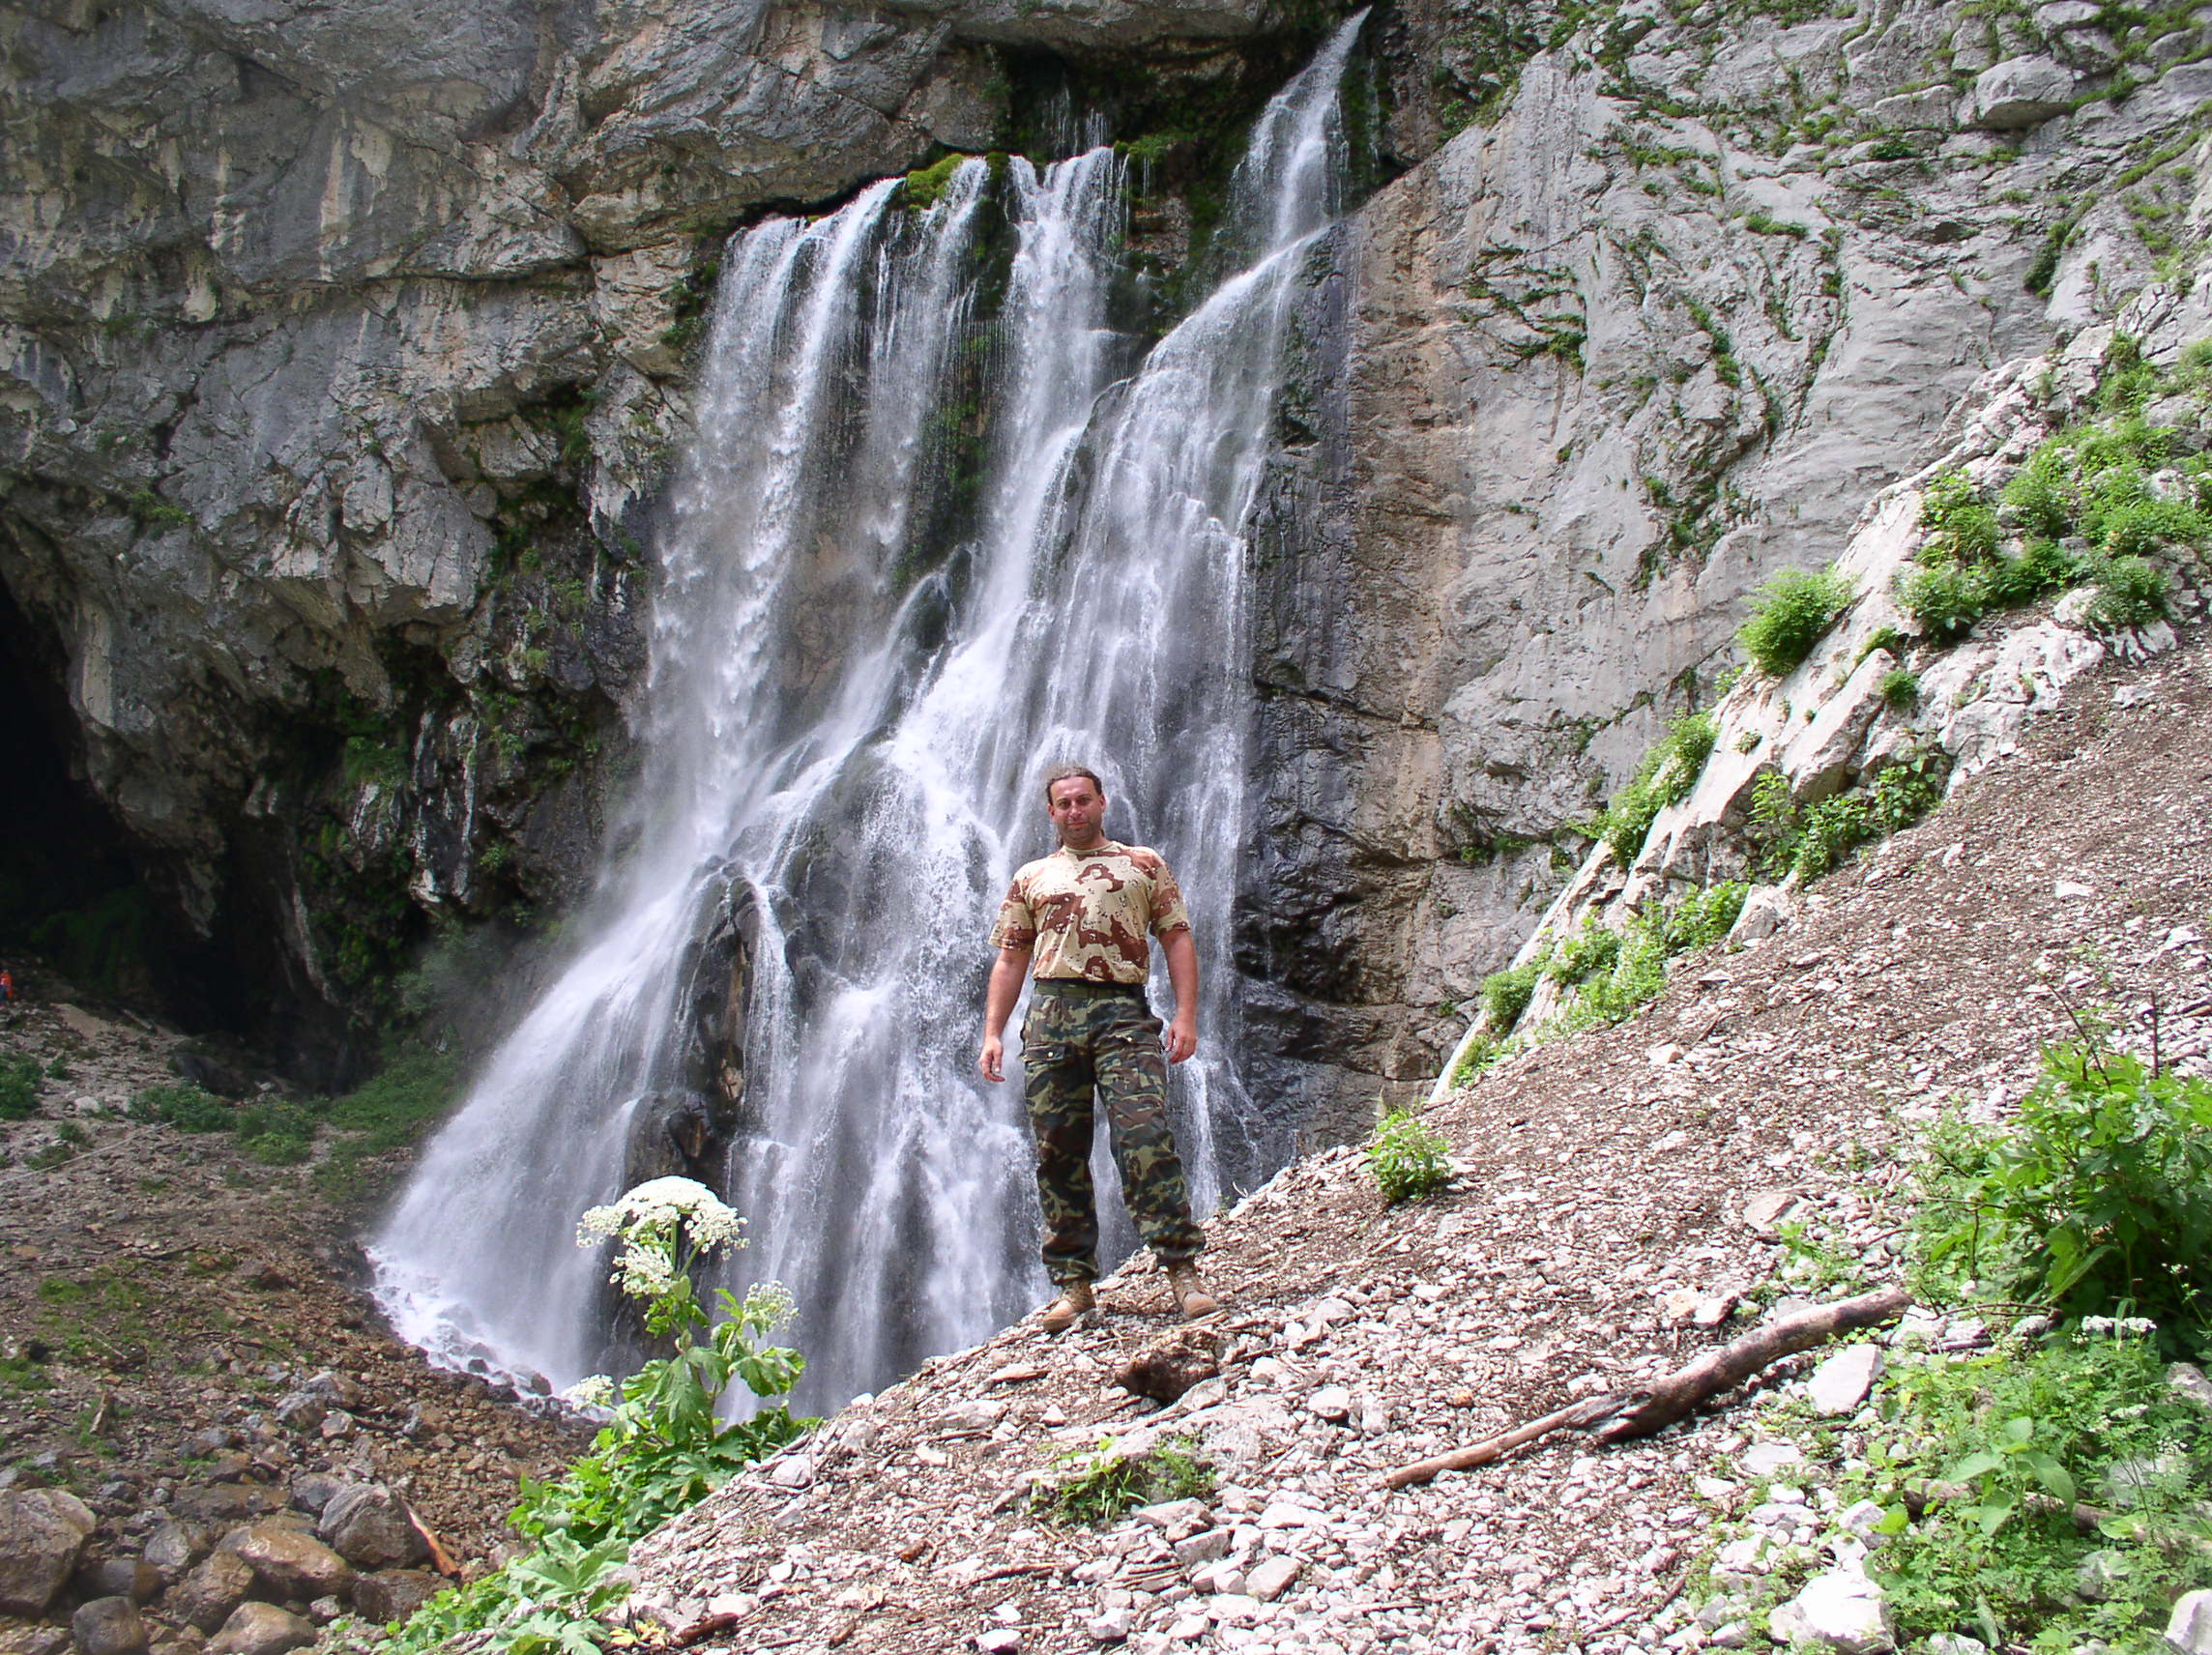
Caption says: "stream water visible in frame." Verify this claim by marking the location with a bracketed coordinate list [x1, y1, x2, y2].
[372, 15, 1364, 1411]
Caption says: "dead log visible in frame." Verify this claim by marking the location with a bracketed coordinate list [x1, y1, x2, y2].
[1386, 1286, 1909, 1490]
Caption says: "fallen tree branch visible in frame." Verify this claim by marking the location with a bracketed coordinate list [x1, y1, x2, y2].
[1386, 1286, 1910, 1490]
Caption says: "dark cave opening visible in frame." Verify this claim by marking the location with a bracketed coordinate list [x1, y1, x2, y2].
[0, 575, 248, 1035]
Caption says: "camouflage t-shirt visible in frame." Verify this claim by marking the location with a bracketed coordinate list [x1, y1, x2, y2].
[988, 842, 1193, 983]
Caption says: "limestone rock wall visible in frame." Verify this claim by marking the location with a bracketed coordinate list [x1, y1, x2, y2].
[1250, 0, 2212, 1133]
[0, 0, 1297, 1069]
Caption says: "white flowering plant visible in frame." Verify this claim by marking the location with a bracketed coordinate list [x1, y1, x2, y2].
[366, 1182, 812, 1655]
[568, 1176, 806, 1457]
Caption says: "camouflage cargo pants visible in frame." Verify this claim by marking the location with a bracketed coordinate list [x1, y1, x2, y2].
[1020, 981, 1205, 1286]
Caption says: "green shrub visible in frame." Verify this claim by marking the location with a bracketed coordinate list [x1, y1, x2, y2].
[1848, 1326, 2212, 1650]
[1366, 1108, 1453, 1203]
[2092, 494, 2207, 561]
[1984, 537, 2079, 607]
[1919, 1041, 2212, 1346]
[2001, 446, 2077, 537]
[1034, 1435, 1215, 1526]
[234, 1099, 320, 1165]
[2084, 555, 2171, 629]
[1599, 709, 1718, 863]
[0, 1053, 40, 1120]
[130, 1083, 230, 1132]
[1479, 959, 1543, 1031]
[1738, 565, 1854, 676]
[1917, 470, 2002, 564]
[1856, 624, 1907, 663]
[1877, 668, 1919, 711]
[1660, 881, 1746, 951]
[1900, 562, 1992, 642]
[1546, 919, 1621, 985]
[1753, 751, 1943, 882]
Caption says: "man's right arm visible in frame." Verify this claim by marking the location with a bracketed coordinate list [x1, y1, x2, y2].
[978, 945, 1032, 1083]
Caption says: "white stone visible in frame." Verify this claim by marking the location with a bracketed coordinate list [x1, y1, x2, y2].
[1134, 1499, 1209, 1530]
[1769, 1567, 1894, 1652]
[1174, 1528, 1232, 1568]
[1307, 1385, 1353, 1423]
[1088, 1608, 1134, 1643]
[1740, 1440, 1804, 1477]
[975, 1630, 1022, 1654]
[1962, 55, 2078, 129]
[2168, 1589, 2212, 1654]
[2168, 1362, 2212, 1412]
[1246, 1555, 1300, 1602]
[1256, 1501, 1324, 1530]
[1808, 1344, 1883, 1416]
[2055, 878, 2095, 898]
[769, 1455, 813, 1489]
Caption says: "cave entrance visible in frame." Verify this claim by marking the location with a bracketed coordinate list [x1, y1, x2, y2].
[0, 576, 246, 1033]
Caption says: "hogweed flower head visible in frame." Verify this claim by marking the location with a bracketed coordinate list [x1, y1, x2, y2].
[577, 1176, 746, 1333]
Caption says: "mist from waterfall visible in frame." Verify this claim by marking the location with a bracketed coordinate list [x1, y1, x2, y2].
[371, 15, 1363, 1411]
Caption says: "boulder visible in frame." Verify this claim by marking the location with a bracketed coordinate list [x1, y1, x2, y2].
[269, 1392, 326, 1435]
[351, 1569, 444, 1625]
[70, 1597, 148, 1655]
[73, 1557, 162, 1604]
[205, 1604, 315, 1655]
[315, 1485, 429, 1571]
[170, 1550, 256, 1633]
[138, 1521, 208, 1582]
[0, 1487, 99, 1614]
[222, 1522, 353, 1602]
[1962, 56, 2078, 128]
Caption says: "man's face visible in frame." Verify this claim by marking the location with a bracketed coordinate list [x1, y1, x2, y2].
[1047, 777, 1106, 847]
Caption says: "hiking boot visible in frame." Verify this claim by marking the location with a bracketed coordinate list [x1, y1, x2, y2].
[1039, 1282, 1094, 1333]
[1164, 1261, 1217, 1320]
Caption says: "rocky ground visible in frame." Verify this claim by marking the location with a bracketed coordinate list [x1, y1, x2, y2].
[612, 621, 2211, 1655]
[0, 1008, 590, 1655]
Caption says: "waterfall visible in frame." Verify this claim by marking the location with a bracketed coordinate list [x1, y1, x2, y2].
[372, 15, 1365, 1411]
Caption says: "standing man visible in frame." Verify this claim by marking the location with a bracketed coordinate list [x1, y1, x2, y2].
[978, 764, 1218, 1332]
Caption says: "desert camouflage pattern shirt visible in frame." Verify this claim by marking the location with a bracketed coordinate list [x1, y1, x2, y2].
[988, 841, 1192, 983]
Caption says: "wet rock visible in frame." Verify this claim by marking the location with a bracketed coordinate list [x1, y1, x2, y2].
[0, 1486, 99, 1614]
[269, 1393, 326, 1435]
[70, 1597, 148, 1655]
[350, 1569, 444, 1625]
[171, 1550, 256, 1633]
[145, 1527, 203, 1585]
[315, 1485, 429, 1571]
[284, 1476, 342, 1518]
[73, 1557, 162, 1604]
[224, 1520, 353, 1601]
[205, 1603, 315, 1655]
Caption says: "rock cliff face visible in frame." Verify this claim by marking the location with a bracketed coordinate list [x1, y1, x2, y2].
[0, 0, 1316, 1071]
[1245, 0, 2212, 1133]
[3, 0, 2207, 1107]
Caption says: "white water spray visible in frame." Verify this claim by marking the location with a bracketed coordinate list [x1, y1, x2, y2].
[374, 16, 1364, 1408]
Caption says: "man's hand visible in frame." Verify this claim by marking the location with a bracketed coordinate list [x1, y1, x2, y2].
[978, 944, 1030, 1084]
[1165, 1016, 1198, 1065]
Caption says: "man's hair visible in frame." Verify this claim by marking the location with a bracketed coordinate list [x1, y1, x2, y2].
[1040, 763, 1105, 805]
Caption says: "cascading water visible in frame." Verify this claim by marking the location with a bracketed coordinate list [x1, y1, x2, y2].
[373, 14, 1365, 1411]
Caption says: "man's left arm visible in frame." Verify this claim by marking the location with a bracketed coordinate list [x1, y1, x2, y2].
[1161, 928, 1199, 1064]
